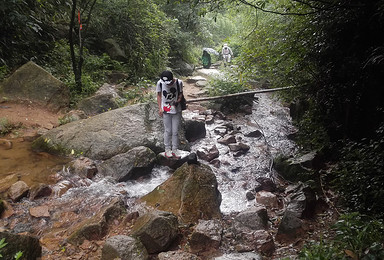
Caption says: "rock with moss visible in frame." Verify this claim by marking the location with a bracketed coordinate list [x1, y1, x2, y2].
[140, 163, 222, 224]
[0, 232, 41, 260]
[32, 102, 189, 160]
[0, 61, 69, 112]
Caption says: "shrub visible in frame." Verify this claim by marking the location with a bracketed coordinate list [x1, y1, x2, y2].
[331, 123, 384, 218]
[299, 213, 384, 260]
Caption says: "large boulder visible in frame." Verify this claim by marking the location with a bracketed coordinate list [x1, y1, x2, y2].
[131, 210, 179, 254]
[32, 102, 189, 160]
[140, 163, 222, 224]
[0, 61, 70, 111]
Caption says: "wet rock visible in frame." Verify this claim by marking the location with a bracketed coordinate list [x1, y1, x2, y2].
[245, 130, 263, 138]
[209, 158, 221, 168]
[197, 145, 219, 162]
[228, 143, 250, 153]
[254, 176, 276, 192]
[245, 191, 255, 201]
[0, 232, 42, 260]
[98, 146, 156, 182]
[69, 157, 98, 179]
[28, 183, 52, 200]
[256, 191, 279, 209]
[8, 181, 29, 202]
[68, 198, 126, 245]
[234, 206, 268, 231]
[273, 151, 323, 182]
[214, 126, 227, 136]
[189, 219, 223, 254]
[205, 115, 215, 124]
[52, 180, 73, 197]
[131, 210, 179, 254]
[187, 152, 198, 165]
[217, 135, 236, 145]
[213, 252, 262, 260]
[185, 119, 206, 142]
[101, 235, 148, 260]
[0, 139, 12, 150]
[156, 150, 191, 169]
[159, 250, 201, 260]
[141, 163, 222, 224]
[29, 205, 50, 218]
[276, 210, 304, 243]
[0, 61, 70, 112]
[286, 182, 317, 219]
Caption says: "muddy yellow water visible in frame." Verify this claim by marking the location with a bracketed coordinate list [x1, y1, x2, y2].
[0, 138, 70, 193]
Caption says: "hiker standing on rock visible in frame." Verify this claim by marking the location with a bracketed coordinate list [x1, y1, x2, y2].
[156, 70, 184, 159]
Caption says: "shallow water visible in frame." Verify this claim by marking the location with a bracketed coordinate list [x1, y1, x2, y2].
[0, 139, 70, 193]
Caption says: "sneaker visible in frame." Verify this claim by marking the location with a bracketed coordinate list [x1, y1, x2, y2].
[165, 150, 173, 158]
[172, 149, 181, 159]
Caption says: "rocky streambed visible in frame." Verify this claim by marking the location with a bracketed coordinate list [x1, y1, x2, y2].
[0, 70, 336, 259]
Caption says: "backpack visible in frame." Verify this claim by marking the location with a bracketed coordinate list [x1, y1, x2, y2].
[160, 79, 187, 110]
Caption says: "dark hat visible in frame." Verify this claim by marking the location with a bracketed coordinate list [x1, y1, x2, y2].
[160, 70, 173, 84]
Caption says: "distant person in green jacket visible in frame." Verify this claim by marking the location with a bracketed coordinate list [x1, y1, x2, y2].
[202, 50, 211, 69]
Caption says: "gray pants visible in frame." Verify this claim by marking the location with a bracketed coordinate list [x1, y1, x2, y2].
[163, 112, 181, 151]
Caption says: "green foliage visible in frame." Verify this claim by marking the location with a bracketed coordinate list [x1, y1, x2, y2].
[0, 238, 6, 257]
[90, 0, 169, 80]
[331, 124, 384, 219]
[0, 238, 23, 259]
[0, 118, 20, 136]
[207, 71, 250, 97]
[0, 66, 9, 81]
[299, 213, 384, 260]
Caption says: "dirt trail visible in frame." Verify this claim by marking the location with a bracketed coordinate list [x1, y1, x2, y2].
[0, 101, 63, 137]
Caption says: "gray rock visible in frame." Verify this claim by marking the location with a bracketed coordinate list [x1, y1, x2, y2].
[185, 119, 206, 142]
[131, 210, 179, 254]
[98, 146, 156, 182]
[197, 145, 219, 162]
[0, 61, 69, 111]
[276, 210, 304, 243]
[101, 235, 148, 260]
[68, 156, 98, 179]
[234, 206, 269, 231]
[33, 102, 189, 160]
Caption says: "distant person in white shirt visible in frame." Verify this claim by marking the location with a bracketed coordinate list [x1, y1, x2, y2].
[222, 43, 233, 64]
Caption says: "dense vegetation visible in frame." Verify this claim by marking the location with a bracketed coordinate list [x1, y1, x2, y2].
[1, 0, 384, 258]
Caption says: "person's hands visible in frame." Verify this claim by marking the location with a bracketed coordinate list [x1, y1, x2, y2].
[158, 108, 163, 117]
